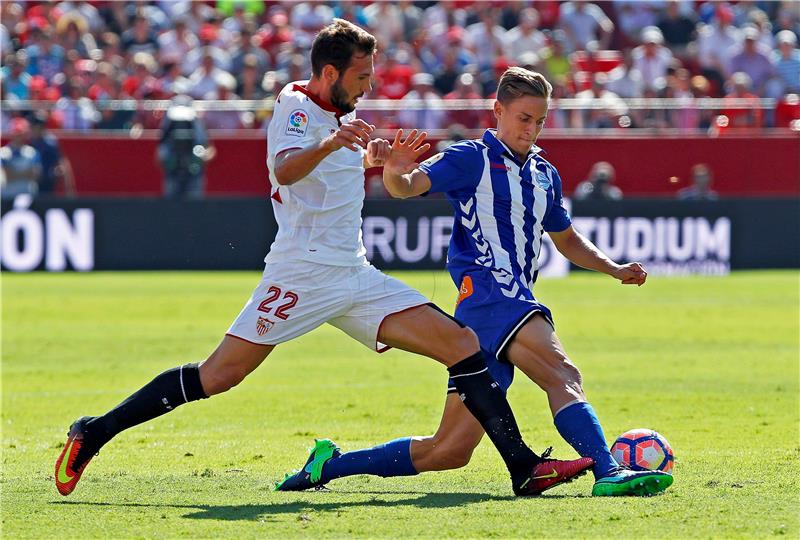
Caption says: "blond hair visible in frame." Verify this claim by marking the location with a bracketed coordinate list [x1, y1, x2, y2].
[496, 67, 552, 103]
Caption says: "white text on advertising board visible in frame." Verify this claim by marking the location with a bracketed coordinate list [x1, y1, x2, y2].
[0, 195, 94, 271]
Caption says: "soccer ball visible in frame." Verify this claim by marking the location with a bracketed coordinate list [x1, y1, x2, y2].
[611, 429, 674, 473]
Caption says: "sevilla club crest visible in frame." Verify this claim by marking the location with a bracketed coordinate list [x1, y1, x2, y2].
[256, 317, 274, 336]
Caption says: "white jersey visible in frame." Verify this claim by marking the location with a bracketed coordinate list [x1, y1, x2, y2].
[265, 81, 368, 267]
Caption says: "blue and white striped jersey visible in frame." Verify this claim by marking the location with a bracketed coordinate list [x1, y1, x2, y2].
[419, 129, 571, 300]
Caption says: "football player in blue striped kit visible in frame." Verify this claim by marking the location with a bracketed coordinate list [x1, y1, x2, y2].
[278, 67, 673, 497]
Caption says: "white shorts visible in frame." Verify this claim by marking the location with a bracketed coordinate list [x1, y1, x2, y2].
[227, 261, 429, 351]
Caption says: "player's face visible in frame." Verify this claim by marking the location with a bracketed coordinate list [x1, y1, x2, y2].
[331, 53, 374, 113]
[494, 95, 549, 158]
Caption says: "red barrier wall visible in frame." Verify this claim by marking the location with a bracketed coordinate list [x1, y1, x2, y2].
[53, 132, 800, 197]
[57, 135, 269, 196]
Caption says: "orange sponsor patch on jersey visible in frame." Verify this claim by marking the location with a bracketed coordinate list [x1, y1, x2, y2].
[456, 276, 474, 306]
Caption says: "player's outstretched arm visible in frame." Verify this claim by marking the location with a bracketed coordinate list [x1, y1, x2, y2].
[382, 129, 433, 199]
[274, 119, 375, 185]
[549, 226, 647, 286]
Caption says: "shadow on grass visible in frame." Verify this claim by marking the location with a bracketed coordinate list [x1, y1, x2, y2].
[53, 491, 583, 522]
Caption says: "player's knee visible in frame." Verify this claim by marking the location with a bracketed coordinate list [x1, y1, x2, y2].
[437, 452, 473, 470]
[447, 326, 480, 360]
[562, 360, 585, 397]
[428, 444, 474, 471]
[414, 435, 476, 471]
[546, 356, 586, 401]
[539, 353, 582, 391]
[200, 362, 248, 395]
[560, 358, 582, 387]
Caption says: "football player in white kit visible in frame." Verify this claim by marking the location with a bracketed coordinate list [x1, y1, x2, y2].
[55, 19, 592, 498]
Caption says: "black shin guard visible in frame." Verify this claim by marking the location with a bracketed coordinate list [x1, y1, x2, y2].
[448, 352, 538, 484]
[87, 363, 208, 448]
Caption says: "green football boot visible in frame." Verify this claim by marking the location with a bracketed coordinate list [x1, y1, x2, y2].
[274, 439, 341, 491]
[592, 469, 673, 496]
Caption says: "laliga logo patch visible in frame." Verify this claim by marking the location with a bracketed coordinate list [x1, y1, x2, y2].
[535, 170, 552, 190]
[286, 109, 308, 136]
[256, 316, 274, 336]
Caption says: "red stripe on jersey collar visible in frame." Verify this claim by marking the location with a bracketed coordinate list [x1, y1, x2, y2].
[482, 129, 543, 166]
[292, 83, 344, 116]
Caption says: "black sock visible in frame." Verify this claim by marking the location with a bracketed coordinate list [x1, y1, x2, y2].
[86, 363, 208, 448]
[448, 352, 539, 486]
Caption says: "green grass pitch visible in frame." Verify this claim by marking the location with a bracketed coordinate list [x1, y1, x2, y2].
[2, 270, 798, 538]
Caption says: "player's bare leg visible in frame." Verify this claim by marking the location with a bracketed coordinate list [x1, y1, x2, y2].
[409, 393, 484, 472]
[55, 335, 273, 495]
[504, 314, 585, 417]
[199, 336, 275, 395]
[407, 393, 592, 494]
[506, 314, 673, 496]
[277, 305, 593, 495]
[378, 305, 554, 494]
[376, 304, 479, 366]
[274, 392, 479, 493]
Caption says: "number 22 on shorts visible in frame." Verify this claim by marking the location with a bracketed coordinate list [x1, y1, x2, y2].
[257, 286, 298, 320]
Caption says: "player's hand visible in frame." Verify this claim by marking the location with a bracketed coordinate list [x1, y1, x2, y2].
[324, 119, 374, 152]
[384, 129, 431, 176]
[613, 262, 648, 286]
[365, 138, 391, 168]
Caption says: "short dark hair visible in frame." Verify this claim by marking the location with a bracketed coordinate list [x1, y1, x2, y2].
[310, 19, 377, 78]
[496, 67, 552, 103]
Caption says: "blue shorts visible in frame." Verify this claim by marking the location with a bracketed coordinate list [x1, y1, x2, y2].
[446, 270, 554, 394]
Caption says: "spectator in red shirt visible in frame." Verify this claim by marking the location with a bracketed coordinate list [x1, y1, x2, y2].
[721, 72, 762, 128]
[774, 94, 800, 128]
[122, 52, 158, 99]
[28, 74, 60, 106]
[375, 49, 414, 100]
[257, 8, 294, 66]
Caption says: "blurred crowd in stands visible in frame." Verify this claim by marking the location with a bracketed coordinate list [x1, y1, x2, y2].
[1, 0, 799, 134]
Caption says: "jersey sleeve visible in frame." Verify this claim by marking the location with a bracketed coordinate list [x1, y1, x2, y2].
[418, 141, 483, 195]
[269, 93, 320, 157]
[542, 166, 572, 232]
